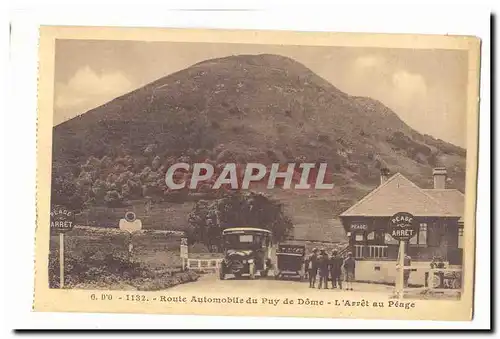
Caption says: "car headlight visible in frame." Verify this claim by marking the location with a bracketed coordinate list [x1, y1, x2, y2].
[247, 259, 254, 264]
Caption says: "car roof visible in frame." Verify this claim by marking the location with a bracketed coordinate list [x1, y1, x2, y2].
[222, 227, 271, 234]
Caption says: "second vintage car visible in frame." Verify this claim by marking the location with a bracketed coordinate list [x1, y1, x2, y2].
[219, 227, 273, 280]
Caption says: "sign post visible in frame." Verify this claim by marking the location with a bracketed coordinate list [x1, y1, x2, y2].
[396, 239, 405, 298]
[389, 212, 418, 299]
[50, 206, 75, 288]
[180, 237, 188, 270]
[59, 233, 64, 288]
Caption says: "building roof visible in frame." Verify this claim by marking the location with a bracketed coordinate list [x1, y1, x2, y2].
[422, 189, 465, 223]
[340, 173, 463, 218]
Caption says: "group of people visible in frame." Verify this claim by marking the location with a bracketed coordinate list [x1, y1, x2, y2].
[304, 248, 356, 290]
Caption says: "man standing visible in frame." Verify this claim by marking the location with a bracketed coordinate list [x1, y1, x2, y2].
[329, 250, 343, 289]
[317, 249, 330, 290]
[343, 252, 356, 291]
[306, 248, 319, 288]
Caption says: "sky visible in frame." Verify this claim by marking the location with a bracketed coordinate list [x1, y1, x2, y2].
[54, 40, 469, 147]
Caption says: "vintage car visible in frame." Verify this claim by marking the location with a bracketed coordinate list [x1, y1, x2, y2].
[219, 227, 273, 280]
[274, 243, 306, 281]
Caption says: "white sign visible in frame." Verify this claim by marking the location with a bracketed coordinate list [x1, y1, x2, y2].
[180, 237, 188, 259]
[350, 222, 368, 231]
[119, 219, 142, 233]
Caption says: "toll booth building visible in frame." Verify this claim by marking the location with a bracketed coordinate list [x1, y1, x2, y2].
[339, 168, 464, 285]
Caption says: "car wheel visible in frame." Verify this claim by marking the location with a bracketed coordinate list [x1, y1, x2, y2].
[431, 274, 441, 288]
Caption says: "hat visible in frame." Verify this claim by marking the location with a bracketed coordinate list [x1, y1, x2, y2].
[347, 252, 353, 256]
[312, 248, 318, 252]
[332, 250, 338, 255]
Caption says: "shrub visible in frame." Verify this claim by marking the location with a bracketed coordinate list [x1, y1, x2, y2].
[187, 191, 293, 248]
[104, 190, 123, 207]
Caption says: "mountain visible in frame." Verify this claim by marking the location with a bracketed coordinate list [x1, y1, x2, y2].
[52, 53, 466, 228]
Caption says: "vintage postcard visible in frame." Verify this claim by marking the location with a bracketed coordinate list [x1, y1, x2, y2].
[34, 26, 481, 321]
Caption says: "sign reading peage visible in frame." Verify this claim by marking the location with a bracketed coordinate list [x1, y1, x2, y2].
[50, 206, 75, 234]
[389, 212, 418, 241]
[350, 222, 368, 231]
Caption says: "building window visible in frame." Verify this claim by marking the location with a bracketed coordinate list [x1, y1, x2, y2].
[419, 223, 428, 245]
[427, 222, 443, 247]
[367, 231, 375, 240]
[385, 233, 398, 245]
[355, 233, 364, 242]
[458, 227, 464, 249]
[374, 230, 385, 244]
[409, 223, 427, 246]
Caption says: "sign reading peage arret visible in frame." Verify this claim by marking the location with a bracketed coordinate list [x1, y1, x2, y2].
[389, 212, 418, 241]
[50, 206, 75, 234]
[50, 205, 75, 288]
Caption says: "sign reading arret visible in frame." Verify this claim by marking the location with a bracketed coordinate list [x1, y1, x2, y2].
[389, 212, 418, 241]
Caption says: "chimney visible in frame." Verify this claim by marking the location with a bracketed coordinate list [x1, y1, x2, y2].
[433, 167, 447, 189]
[380, 168, 390, 185]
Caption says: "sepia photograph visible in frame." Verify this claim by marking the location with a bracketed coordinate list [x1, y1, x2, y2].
[33, 26, 481, 320]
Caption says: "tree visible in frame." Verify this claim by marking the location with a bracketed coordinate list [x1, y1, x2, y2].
[100, 155, 113, 169]
[187, 191, 293, 248]
[143, 144, 157, 157]
[91, 179, 108, 203]
[51, 173, 85, 211]
[104, 190, 123, 207]
[81, 156, 101, 172]
[125, 179, 142, 199]
[151, 156, 161, 171]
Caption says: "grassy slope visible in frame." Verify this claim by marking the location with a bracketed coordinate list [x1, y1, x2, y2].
[76, 200, 195, 230]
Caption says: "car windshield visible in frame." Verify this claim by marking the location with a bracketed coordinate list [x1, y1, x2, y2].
[223, 233, 267, 250]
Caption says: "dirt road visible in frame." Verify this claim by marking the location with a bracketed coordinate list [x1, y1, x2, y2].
[168, 272, 395, 296]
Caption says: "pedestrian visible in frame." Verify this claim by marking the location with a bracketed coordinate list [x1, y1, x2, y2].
[329, 250, 343, 289]
[343, 252, 356, 291]
[306, 248, 319, 288]
[403, 255, 412, 288]
[317, 249, 330, 289]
